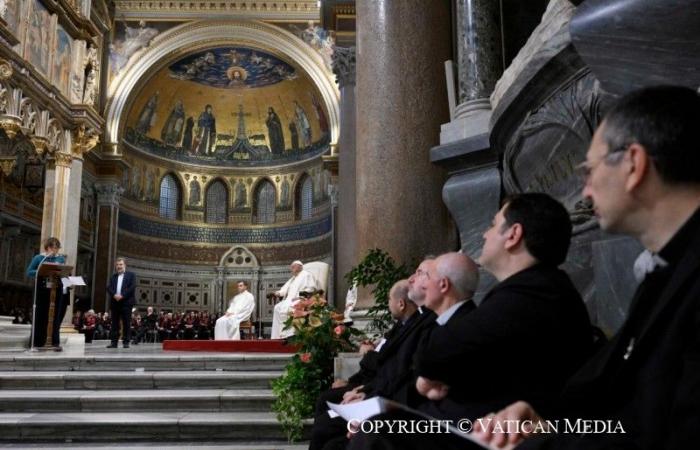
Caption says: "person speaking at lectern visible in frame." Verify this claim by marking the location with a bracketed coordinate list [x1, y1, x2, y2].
[26, 237, 67, 350]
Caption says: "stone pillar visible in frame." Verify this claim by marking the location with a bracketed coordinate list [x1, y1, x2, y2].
[440, 0, 503, 144]
[92, 182, 122, 312]
[332, 46, 357, 308]
[39, 165, 57, 245]
[355, 0, 453, 308]
[39, 151, 72, 247]
[59, 153, 85, 329]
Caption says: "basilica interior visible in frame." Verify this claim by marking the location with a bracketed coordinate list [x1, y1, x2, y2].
[1, 0, 699, 446]
[1, 0, 698, 336]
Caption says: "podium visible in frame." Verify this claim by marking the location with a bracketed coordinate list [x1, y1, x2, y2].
[33, 263, 72, 349]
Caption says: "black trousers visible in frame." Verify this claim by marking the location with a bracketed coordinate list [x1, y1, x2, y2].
[110, 302, 132, 344]
[310, 385, 358, 450]
[33, 284, 68, 347]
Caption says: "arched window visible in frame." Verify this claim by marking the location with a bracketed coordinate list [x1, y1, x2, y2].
[205, 180, 228, 224]
[253, 180, 276, 224]
[295, 174, 314, 220]
[159, 174, 181, 220]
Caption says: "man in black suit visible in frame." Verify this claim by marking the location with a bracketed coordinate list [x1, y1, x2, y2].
[476, 86, 700, 450]
[310, 269, 448, 450]
[106, 257, 136, 348]
[350, 195, 592, 450]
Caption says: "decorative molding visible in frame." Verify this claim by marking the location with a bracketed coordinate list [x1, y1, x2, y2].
[113, 0, 320, 20]
[119, 210, 332, 244]
[104, 20, 340, 151]
[331, 46, 355, 88]
[0, 58, 11, 80]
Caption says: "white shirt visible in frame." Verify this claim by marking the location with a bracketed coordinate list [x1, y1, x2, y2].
[436, 300, 469, 326]
[116, 273, 124, 296]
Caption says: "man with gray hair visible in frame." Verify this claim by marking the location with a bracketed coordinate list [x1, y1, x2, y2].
[351, 194, 592, 450]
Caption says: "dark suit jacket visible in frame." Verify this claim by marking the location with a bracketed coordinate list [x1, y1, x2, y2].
[365, 306, 446, 406]
[521, 211, 700, 450]
[414, 265, 593, 421]
[106, 271, 136, 307]
[348, 321, 404, 387]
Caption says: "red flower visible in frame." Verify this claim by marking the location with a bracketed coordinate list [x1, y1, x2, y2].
[300, 352, 312, 363]
[334, 325, 345, 336]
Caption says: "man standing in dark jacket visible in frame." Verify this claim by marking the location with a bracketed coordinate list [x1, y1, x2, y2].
[106, 257, 136, 348]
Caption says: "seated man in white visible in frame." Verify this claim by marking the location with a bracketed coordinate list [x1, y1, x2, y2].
[271, 260, 317, 339]
[214, 280, 255, 340]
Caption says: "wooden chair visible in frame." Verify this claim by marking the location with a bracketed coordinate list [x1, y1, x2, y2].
[239, 320, 254, 340]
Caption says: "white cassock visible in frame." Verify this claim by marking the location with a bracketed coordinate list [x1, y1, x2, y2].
[214, 291, 255, 340]
[271, 269, 317, 339]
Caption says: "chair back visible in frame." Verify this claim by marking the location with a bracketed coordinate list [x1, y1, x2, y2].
[303, 261, 330, 294]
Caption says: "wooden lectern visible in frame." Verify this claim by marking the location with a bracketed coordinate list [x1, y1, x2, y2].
[34, 263, 72, 348]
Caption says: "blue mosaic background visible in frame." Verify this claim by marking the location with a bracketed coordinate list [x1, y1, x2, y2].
[119, 211, 331, 244]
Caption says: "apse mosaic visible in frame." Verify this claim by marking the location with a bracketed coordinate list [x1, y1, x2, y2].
[167, 48, 297, 88]
[124, 46, 330, 167]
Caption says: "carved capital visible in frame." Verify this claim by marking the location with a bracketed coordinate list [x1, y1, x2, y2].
[0, 115, 20, 139]
[72, 125, 100, 159]
[94, 182, 124, 206]
[331, 46, 356, 88]
[53, 151, 73, 168]
[30, 135, 49, 156]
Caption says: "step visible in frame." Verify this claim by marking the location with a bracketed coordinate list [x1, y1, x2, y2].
[0, 412, 312, 442]
[0, 371, 282, 390]
[0, 389, 275, 413]
[0, 353, 292, 372]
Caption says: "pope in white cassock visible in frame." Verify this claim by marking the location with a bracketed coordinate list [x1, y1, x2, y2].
[271, 260, 318, 339]
[214, 281, 255, 340]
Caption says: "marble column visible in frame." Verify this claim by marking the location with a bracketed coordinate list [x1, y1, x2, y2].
[39, 150, 72, 247]
[355, 0, 452, 308]
[59, 151, 85, 329]
[92, 182, 122, 312]
[331, 46, 357, 308]
[440, 0, 503, 144]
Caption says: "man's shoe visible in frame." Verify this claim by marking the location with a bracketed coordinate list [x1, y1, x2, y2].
[106, 344, 118, 348]
[53, 346, 63, 352]
[123, 343, 130, 348]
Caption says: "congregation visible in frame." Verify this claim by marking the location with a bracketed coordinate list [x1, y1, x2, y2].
[309, 86, 700, 450]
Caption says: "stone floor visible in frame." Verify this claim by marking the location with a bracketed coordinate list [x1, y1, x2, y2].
[0, 343, 310, 449]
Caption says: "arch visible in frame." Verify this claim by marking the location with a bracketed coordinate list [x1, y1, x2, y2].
[159, 172, 182, 220]
[205, 178, 229, 224]
[105, 20, 340, 152]
[252, 178, 276, 224]
[294, 172, 314, 221]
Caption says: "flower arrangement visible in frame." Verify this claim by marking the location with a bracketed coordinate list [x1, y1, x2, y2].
[271, 292, 363, 442]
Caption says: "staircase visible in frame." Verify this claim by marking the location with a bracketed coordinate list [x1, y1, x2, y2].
[0, 346, 309, 448]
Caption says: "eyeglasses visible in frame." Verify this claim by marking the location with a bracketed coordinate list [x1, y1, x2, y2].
[575, 145, 629, 184]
